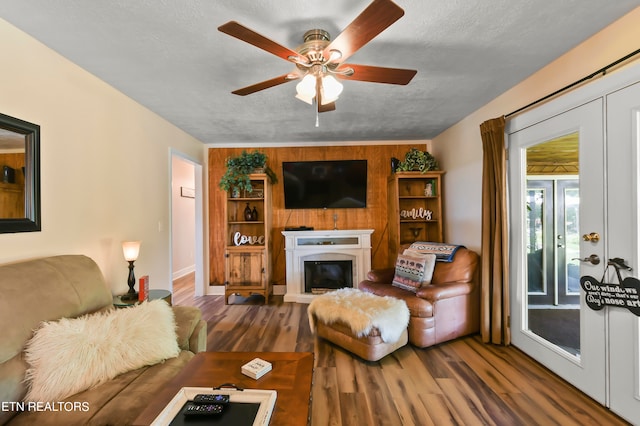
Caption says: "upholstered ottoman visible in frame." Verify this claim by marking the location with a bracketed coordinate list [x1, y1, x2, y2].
[308, 288, 410, 361]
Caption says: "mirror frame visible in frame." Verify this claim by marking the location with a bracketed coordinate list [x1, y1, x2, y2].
[0, 112, 41, 233]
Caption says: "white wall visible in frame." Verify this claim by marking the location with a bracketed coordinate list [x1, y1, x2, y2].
[0, 18, 207, 294]
[171, 155, 196, 279]
[431, 7, 640, 253]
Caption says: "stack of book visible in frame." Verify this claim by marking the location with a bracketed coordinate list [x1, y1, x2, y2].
[241, 358, 272, 380]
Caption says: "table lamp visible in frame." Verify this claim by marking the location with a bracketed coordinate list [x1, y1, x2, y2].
[121, 241, 141, 300]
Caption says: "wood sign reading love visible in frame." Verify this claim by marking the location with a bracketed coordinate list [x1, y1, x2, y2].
[233, 232, 265, 246]
[580, 259, 640, 316]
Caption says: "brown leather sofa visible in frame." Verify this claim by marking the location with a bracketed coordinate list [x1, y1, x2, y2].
[358, 246, 480, 348]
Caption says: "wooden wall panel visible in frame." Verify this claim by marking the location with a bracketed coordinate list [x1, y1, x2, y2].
[208, 144, 427, 288]
[0, 153, 25, 184]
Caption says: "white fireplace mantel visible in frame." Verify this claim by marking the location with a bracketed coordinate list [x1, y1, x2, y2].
[281, 229, 374, 303]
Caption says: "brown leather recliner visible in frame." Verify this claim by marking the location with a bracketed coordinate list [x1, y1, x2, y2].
[358, 246, 480, 348]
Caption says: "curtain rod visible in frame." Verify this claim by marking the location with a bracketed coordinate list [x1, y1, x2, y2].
[505, 47, 640, 118]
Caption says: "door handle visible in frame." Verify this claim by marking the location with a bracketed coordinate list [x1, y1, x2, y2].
[582, 232, 600, 243]
[572, 254, 600, 265]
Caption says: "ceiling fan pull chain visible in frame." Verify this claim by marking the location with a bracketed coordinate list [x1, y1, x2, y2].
[315, 104, 320, 127]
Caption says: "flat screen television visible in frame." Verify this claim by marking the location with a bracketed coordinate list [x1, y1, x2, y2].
[282, 160, 367, 209]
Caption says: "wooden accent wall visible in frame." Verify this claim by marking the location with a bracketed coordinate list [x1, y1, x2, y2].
[208, 144, 426, 287]
[0, 153, 25, 218]
[0, 153, 25, 184]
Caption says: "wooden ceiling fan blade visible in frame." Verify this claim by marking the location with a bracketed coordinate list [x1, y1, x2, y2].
[318, 102, 336, 113]
[337, 64, 417, 85]
[323, 0, 405, 63]
[231, 74, 298, 96]
[218, 21, 305, 63]
[315, 80, 337, 113]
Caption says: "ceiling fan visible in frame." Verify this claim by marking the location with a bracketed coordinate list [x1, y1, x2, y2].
[218, 0, 417, 114]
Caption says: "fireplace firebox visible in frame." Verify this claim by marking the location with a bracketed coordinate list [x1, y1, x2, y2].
[304, 260, 353, 294]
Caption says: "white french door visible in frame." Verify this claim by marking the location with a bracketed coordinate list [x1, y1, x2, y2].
[606, 80, 640, 422]
[526, 178, 580, 307]
[508, 62, 640, 424]
[508, 99, 607, 404]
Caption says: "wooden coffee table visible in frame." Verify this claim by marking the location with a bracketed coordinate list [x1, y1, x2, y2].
[133, 351, 314, 426]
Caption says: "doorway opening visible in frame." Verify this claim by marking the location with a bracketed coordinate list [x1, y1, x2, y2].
[170, 151, 204, 298]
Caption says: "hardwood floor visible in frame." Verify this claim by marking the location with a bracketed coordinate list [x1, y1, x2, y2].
[172, 274, 630, 425]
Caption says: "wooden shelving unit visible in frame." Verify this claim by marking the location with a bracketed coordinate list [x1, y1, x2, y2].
[387, 171, 445, 265]
[224, 173, 272, 304]
[0, 182, 25, 218]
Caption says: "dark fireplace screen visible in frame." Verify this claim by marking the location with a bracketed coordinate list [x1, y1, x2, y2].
[304, 260, 353, 294]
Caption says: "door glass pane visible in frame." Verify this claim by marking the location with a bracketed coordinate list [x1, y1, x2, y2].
[564, 187, 581, 295]
[526, 188, 545, 294]
[526, 133, 581, 357]
[526, 180, 554, 305]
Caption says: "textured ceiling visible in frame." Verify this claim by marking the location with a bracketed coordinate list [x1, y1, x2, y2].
[0, 1, 638, 145]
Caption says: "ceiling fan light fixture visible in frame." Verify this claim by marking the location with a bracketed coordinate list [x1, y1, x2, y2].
[296, 74, 316, 99]
[320, 75, 343, 104]
[295, 92, 314, 105]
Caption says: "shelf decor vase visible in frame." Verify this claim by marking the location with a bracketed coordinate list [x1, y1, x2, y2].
[244, 203, 253, 221]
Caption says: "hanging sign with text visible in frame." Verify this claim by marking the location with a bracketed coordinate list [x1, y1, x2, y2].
[580, 275, 640, 316]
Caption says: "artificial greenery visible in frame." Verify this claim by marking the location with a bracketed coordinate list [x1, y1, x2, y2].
[396, 148, 439, 173]
[219, 150, 277, 194]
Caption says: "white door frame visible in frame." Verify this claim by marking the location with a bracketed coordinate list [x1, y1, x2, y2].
[605, 80, 640, 422]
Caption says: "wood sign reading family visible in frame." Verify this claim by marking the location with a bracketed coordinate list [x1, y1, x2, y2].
[400, 208, 433, 220]
[580, 258, 640, 316]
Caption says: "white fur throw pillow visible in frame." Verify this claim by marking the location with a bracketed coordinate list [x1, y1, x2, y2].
[23, 299, 180, 402]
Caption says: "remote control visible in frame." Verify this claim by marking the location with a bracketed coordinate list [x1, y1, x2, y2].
[193, 394, 230, 405]
[183, 402, 223, 416]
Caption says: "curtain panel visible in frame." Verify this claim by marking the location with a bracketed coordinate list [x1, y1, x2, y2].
[479, 116, 510, 345]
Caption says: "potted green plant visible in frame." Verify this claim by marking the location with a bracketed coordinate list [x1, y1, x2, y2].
[396, 148, 439, 173]
[219, 150, 277, 196]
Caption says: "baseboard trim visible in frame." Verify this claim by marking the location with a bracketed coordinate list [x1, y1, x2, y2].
[206, 285, 224, 296]
[205, 284, 286, 297]
[173, 265, 195, 280]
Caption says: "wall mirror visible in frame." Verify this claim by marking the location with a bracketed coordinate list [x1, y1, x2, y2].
[0, 112, 40, 233]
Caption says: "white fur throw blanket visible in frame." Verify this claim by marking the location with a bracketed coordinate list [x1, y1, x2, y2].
[308, 288, 409, 343]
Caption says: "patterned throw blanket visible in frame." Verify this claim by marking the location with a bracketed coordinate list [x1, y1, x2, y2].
[409, 242, 464, 262]
[308, 288, 409, 343]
